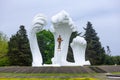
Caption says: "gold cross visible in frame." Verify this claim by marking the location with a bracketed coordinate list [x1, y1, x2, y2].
[57, 35, 63, 49]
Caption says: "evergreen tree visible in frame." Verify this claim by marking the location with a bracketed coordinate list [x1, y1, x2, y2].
[8, 25, 32, 66]
[84, 22, 105, 65]
[106, 46, 111, 55]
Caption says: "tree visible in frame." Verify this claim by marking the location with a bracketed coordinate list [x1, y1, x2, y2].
[0, 32, 10, 66]
[0, 32, 8, 54]
[37, 30, 54, 64]
[106, 46, 111, 55]
[8, 25, 32, 66]
[84, 22, 105, 65]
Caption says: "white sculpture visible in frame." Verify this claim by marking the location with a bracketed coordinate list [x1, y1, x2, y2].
[51, 10, 76, 66]
[29, 14, 47, 67]
[28, 10, 90, 67]
[71, 36, 90, 66]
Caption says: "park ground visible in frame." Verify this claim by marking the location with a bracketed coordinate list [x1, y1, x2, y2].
[0, 66, 120, 80]
[0, 72, 120, 80]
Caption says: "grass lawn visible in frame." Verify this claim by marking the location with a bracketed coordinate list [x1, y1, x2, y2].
[0, 73, 107, 80]
[0, 78, 99, 80]
[112, 72, 120, 74]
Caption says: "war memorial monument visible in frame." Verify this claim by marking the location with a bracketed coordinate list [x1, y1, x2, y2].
[29, 10, 90, 67]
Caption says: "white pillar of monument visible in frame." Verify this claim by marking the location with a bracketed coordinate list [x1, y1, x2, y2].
[71, 36, 90, 66]
[51, 10, 76, 66]
[29, 14, 47, 67]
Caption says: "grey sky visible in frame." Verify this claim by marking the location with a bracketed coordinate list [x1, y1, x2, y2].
[0, 0, 120, 56]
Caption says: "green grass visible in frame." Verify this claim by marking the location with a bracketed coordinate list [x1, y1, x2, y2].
[0, 73, 106, 80]
[111, 72, 120, 74]
[0, 78, 99, 80]
[0, 73, 97, 77]
[0, 78, 98, 80]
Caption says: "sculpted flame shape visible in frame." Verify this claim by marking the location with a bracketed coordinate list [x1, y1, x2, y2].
[29, 14, 47, 67]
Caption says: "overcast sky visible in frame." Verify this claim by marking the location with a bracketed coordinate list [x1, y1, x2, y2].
[0, 0, 120, 56]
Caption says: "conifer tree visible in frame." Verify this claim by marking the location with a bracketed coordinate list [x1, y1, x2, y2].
[8, 25, 32, 66]
[84, 22, 105, 65]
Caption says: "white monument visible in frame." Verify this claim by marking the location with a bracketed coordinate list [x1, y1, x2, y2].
[71, 36, 90, 66]
[29, 14, 47, 67]
[51, 10, 76, 66]
[29, 10, 90, 67]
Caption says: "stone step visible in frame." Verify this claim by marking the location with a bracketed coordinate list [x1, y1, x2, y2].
[0, 66, 93, 73]
[0, 66, 119, 73]
[89, 66, 107, 73]
[98, 65, 120, 73]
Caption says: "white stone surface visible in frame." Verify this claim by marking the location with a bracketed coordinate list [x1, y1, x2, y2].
[28, 11, 90, 67]
[29, 14, 47, 67]
[71, 36, 90, 66]
[51, 10, 76, 66]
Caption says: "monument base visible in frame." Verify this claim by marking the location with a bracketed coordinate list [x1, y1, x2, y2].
[0, 65, 120, 73]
